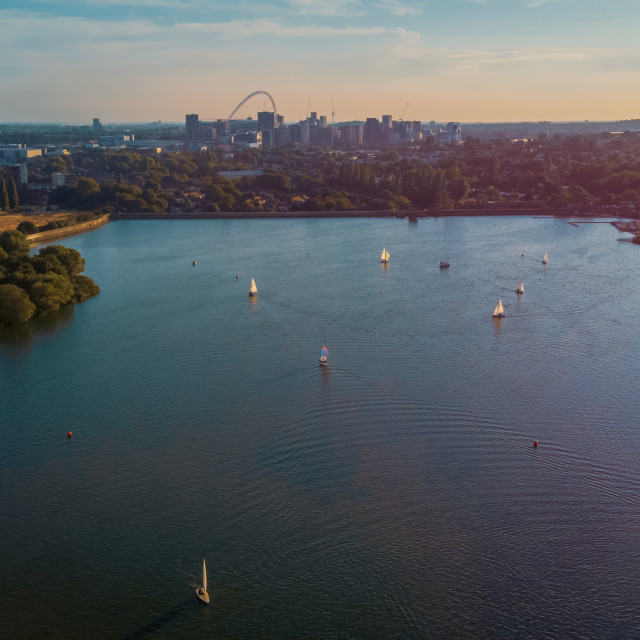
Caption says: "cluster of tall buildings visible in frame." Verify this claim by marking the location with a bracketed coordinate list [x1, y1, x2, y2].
[184, 111, 461, 150]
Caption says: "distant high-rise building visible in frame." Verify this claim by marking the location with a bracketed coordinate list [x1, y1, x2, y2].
[92, 118, 102, 130]
[340, 125, 363, 146]
[215, 119, 230, 137]
[381, 115, 393, 129]
[199, 122, 217, 142]
[257, 111, 276, 131]
[185, 114, 200, 140]
[446, 122, 462, 143]
[364, 118, 381, 146]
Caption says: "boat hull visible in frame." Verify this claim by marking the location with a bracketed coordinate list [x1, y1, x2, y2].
[196, 589, 210, 603]
[319, 356, 327, 365]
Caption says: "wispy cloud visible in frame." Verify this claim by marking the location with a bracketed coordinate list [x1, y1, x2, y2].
[375, 0, 422, 16]
[527, 0, 568, 7]
[178, 18, 385, 37]
[283, 0, 364, 16]
[389, 28, 640, 69]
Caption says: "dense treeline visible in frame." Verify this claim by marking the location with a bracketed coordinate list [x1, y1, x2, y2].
[0, 231, 99, 327]
[25, 131, 640, 215]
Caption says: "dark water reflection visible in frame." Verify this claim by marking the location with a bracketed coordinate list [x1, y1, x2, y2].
[0, 304, 75, 354]
[1, 217, 639, 639]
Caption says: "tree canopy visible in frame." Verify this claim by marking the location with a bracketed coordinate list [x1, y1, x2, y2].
[0, 231, 99, 327]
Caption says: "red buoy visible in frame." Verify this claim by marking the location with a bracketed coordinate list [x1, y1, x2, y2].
[67, 431, 72, 439]
[533, 440, 538, 447]
[235, 275, 238, 280]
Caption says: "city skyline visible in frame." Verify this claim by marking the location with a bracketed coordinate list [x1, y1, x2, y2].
[1, 0, 639, 124]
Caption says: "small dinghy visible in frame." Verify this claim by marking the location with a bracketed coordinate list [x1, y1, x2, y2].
[516, 281, 524, 294]
[319, 343, 328, 366]
[249, 278, 257, 297]
[542, 252, 548, 265]
[380, 248, 390, 264]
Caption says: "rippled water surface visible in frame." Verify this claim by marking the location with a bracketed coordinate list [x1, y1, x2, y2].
[1, 217, 639, 639]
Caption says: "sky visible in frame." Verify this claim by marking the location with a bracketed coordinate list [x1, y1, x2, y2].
[1, 0, 639, 124]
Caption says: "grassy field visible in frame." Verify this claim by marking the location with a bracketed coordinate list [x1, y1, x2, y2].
[0, 211, 72, 234]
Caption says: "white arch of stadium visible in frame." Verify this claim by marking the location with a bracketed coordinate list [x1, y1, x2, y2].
[227, 91, 277, 121]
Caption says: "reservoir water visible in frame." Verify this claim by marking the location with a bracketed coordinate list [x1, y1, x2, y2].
[1, 217, 639, 639]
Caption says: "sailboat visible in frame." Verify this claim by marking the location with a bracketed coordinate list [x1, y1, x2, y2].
[249, 278, 257, 297]
[516, 281, 524, 294]
[542, 252, 548, 265]
[492, 299, 505, 318]
[380, 248, 390, 263]
[196, 558, 210, 604]
[319, 343, 328, 366]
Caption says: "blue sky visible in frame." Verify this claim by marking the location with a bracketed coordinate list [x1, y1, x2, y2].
[1, 0, 639, 123]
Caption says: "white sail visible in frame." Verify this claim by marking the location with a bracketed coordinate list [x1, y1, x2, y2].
[542, 252, 548, 264]
[202, 559, 207, 593]
[518, 281, 524, 293]
[249, 278, 257, 294]
[380, 248, 389, 262]
[492, 299, 504, 317]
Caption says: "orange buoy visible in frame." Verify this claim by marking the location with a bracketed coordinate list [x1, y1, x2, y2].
[533, 440, 538, 447]
[67, 431, 72, 438]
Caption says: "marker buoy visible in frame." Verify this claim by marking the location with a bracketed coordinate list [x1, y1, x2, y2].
[533, 440, 538, 447]
[67, 432, 72, 439]
[235, 275, 238, 280]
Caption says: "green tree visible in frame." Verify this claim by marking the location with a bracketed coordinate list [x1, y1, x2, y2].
[448, 177, 470, 203]
[74, 178, 101, 208]
[38, 245, 86, 276]
[0, 230, 30, 257]
[29, 273, 74, 313]
[70, 275, 100, 302]
[8, 177, 19, 210]
[0, 177, 9, 212]
[3, 259, 38, 287]
[0, 284, 36, 326]
[17, 220, 38, 235]
[32, 254, 68, 276]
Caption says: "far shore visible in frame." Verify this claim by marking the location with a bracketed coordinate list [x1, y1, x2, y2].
[114, 208, 634, 220]
[2, 208, 637, 246]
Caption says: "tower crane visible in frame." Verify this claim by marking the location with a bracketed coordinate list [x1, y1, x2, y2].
[330, 93, 336, 124]
[398, 101, 409, 122]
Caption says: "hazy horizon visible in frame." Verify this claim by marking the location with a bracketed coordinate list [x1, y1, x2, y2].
[1, 0, 639, 123]
[2, 117, 640, 128]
